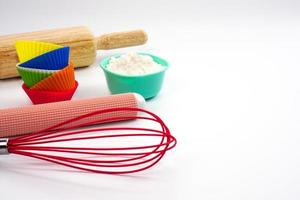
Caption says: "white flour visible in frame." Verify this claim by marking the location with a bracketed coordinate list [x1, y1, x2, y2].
[107, 53, 164, 75]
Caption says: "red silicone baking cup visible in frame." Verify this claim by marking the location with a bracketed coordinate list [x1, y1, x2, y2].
[22, 81, 78, 104]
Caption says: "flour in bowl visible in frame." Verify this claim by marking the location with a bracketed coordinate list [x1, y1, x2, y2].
[107, 53, 164, 75]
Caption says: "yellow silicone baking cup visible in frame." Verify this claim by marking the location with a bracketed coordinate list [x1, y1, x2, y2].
[15, 40, 63, 63]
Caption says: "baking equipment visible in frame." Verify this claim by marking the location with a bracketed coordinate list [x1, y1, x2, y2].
[0, 93, 145, 138]
[0, 26, 148, 79]
[30, 61, 76, 91]
[0, 107, 176, 174]
[19, 62, 77, 104]
[100, 53, 169, 99]
[17, 66, 56, 88]
[15, 40, 63, 63]
[22, 81, 79, 104]
[15, 41, 77, 104]
[17, 45, 70, 70]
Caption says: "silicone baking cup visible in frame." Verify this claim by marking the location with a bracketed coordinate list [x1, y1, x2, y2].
[15, 40, 78, 104]
[17, 66, 57, 88]
[18, 46, 70, 70]
[22, 81, 78, 104]
[31, 62, 76, 91]
[15, 40, 63, 63]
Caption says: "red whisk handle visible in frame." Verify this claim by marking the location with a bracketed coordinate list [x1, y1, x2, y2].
[0, 138, 9, 155]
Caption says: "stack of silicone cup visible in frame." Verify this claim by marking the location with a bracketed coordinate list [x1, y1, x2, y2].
[15, 41, 78, 104]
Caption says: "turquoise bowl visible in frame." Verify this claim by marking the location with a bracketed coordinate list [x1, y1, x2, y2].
[100, 53, 169, 99]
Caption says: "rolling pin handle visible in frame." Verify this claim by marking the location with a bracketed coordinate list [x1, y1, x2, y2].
[96, 29, 148, 50]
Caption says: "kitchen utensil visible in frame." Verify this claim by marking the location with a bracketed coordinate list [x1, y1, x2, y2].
[0, 93, 145, 137]
[0, 107, 176, 174]
[0, 26, 147, 79]
[100, 53, 169, 99]
[18, 45, 70, 70]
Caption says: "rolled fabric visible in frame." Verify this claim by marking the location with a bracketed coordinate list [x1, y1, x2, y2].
[0, 93, 145, 138]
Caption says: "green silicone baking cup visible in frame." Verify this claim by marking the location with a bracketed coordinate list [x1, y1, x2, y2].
[100, 53, 169, 99]
[17, 66, 56, 88]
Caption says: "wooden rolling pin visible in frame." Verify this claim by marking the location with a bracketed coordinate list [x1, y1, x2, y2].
[0, 26, 148, 79]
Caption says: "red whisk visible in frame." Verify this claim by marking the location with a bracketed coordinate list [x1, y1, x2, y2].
[0, 107, 176, 174]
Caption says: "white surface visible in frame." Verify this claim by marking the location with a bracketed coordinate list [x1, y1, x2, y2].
[0, 0, 300, 199]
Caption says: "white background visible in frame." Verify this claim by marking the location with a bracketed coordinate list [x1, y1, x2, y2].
[0, 0, 300, 199]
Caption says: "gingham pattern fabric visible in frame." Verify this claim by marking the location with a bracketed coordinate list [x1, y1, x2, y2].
[0, 93, 138, 138]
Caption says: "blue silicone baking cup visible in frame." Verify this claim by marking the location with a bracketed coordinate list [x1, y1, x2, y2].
[19, 46, 70, 70]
